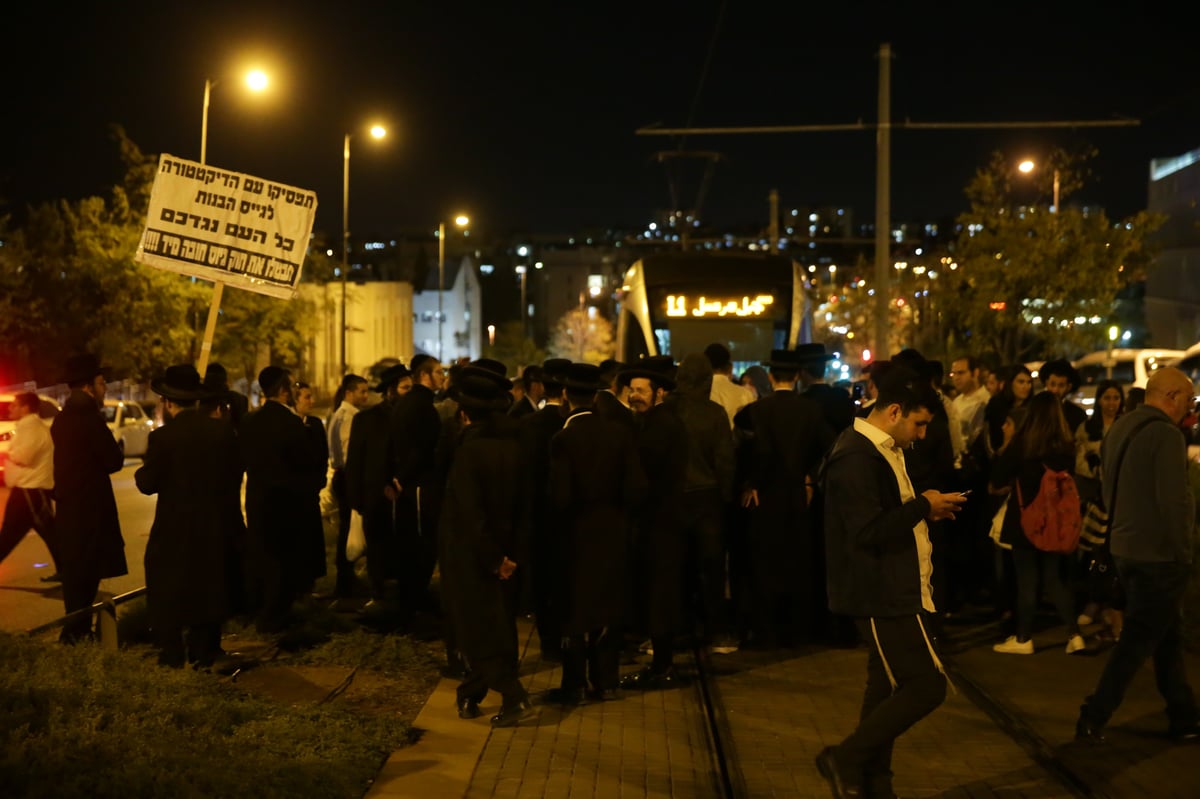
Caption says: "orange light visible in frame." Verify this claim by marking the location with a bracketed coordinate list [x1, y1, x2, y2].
[989, 301, 1007, 311]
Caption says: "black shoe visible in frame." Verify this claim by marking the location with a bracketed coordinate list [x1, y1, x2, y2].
[619, 667, 681, 691]
[490, 700, 537, 728]
[815, 746, 860, 798]
[39, 572, 62, 583]
[456, 698, 481, 719]
[1169, 721, 1200, 742]
[544, 687, 587, 706]
[1075, 717, 1106, 744]
[588, 687, 624, 702]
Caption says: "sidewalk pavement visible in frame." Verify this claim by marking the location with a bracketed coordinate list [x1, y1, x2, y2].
[366, 615, 1200, 799]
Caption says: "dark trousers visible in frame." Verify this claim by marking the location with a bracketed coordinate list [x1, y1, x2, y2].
[837, 615, 948, 795]
[457, 652, 528, 710]
[561, 627, 622, 691]
[0, 487, 58, 567]
[1081, 558, 1198, 729]
[330, 469, 354, 595]
[59, 568, 101, 644]
[680, 489, 727, 641]
[1012, 548, 1076, 641]
[156, 623, 222, 667]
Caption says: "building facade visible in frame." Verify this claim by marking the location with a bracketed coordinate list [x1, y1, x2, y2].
[1147, 146, 1200, 348]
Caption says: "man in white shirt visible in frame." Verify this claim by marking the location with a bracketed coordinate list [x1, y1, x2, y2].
[704, 342, 753, 429]
[0, 392, 59, 576]
[818, 367, 965, 799]
[948, 355, 990, 463]
[327, 373, 370, 598]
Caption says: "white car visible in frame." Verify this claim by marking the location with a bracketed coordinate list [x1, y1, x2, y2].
[103, 399, 155, 458]
[0, 393, 61, 481]
[1071, 348, 1186, 412]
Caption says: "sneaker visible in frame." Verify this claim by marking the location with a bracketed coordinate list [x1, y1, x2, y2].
[992, 636, 1034, 655]
[1065, 634, 1087, 655]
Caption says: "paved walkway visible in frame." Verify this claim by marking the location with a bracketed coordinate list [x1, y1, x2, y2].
[366, 615, 1200, 799]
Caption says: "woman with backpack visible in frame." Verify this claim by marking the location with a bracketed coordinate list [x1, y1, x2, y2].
[989, 391, 1085, 655]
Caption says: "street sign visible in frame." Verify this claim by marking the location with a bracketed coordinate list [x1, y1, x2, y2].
[134, 154, 318, 300]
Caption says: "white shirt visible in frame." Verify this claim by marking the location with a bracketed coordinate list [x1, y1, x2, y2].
[5, 413, 54, 489]
[951, 385, 990, 458]
[710, 373, 754, 429]
[327, 401, 359, 470]
[853, 417, 935, 613]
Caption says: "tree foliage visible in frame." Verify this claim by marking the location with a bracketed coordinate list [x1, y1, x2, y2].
[548, 308, 615, 364]
[0, 128, 332, 386]
[483, 321, 546, 376]
[944, 150, 1162, 363]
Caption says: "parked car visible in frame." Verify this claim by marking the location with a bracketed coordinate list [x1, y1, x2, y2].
[0, 393, 61, 482]
[103, 398, 156, 458]
[1071, 348, 1185, 412]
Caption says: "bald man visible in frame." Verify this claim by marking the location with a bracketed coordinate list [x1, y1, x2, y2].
[1077, 367, 1200, 744]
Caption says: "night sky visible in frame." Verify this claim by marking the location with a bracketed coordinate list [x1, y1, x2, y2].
[3, 1, 1198, 238]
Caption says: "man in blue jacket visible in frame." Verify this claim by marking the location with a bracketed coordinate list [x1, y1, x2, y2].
[817, 367, 965, 799]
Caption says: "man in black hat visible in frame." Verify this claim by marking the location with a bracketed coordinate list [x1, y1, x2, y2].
[201, 363, 250, 426]
[595, 358, 633, 426]
[509, 365, 544, 419]
[548, 362, 647, 702]
[135, 364, 244, 668]
[238, 365, 326, 633]
[1040, 357, 1088, 433]
[516, 357, 571, 660]
[737, 349, 835, 649]
[439, 365, 535, 727]
[796, 343, 855, 434]
[345, 363, 408, 610]
[50, 353, 127, 643]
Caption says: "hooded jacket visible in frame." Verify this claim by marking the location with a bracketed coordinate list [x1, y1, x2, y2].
[665, 354, 734, 499]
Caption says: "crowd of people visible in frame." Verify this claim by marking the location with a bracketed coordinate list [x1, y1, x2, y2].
[2, 342, 1198, 793]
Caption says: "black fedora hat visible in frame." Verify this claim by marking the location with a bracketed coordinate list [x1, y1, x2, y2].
[472, 358, 508, 377]
[372, 363, 410, 393]
[794, 342, 835, 363]
[453, 364, 513, 411]
[61, 353, 110, 385]
[617, 355, 677, 391]
[151, 364, 211, 402]
[561, 362, 604, 392]
[762, 349, 803, 370]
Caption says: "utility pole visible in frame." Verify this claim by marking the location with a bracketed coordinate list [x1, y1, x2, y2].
[768, 189, 780, 249]
[634, 43, 1138, 357]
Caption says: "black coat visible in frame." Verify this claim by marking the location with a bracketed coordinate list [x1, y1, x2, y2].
[390, 384, 443, 537]
[517, 404, 567, 571]
[741, 391, 835, 590]
[439, 414, 523, 661]
[550, 409, 647, 634]
[805, 383, 856, 434]
[239, 401, 325, 594]
[822, 425, 932, 618]
[51, 390, 127, 579]
[298, 415, 330, 582]
[594, 390, 635, 429]
[135, 409, 244, 628]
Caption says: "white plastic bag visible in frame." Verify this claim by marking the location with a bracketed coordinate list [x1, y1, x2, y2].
[346, 510, 367, 561]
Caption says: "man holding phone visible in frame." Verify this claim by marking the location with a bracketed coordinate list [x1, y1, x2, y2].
[817, 366, 965, 799]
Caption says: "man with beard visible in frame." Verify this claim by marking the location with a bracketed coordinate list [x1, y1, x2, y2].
[618, 356, 692, 690]
[50, 353, 127, 643]
[136, 364, 243, 668]
[439, 365, 534, 727]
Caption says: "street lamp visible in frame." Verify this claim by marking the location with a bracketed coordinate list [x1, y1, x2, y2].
[200, 69, 269, 166]
[438, 214, 470, 361]
[196, 69, 269, 375]
[516, 245, 530, 339]
[341, 124, 387, 376]
[1017, 159, 1060, 213]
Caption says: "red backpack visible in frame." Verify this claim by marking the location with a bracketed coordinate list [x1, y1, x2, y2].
[1017, 465, 1083, 554]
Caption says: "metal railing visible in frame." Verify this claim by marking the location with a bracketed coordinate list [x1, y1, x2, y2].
[26, 586, 147, 649]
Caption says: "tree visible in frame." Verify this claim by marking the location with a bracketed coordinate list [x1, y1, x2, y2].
[548, 308, 615, 364]
[944, 150, 1163, 363]
[484, 321, 546, 376]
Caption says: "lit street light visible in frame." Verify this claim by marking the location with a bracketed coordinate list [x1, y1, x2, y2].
[196, 68, 269, 375]
[341, 124, 388, 376]
[1018, 158, 1060, 213]
[438, 215, 470, 361]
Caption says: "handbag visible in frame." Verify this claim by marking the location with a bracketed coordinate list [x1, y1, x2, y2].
[346, 510, 367, 561]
